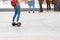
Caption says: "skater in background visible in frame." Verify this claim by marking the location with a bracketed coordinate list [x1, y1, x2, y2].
[52, 0, 59, 11]
[46, 0, 51, 10]
[28, 0, 35, 13]
[38, 0, 44, 12]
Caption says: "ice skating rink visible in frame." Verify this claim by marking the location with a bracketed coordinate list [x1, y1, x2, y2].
[0, 0, 59, 40]
[0, 11, 60, 40]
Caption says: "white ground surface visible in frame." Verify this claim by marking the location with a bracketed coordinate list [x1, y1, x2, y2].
[0, 11, 60, 40]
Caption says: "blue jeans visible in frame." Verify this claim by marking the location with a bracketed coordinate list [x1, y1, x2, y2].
[13, 6, 20, 22]
[28, 5, 34, 13]
[28, 1, 35, 13]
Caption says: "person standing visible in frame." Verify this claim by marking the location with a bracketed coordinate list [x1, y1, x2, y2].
[58, 0, 60, 11]
[28, 0, 35, 13]
[52, 0, 58, 11]
[46, 0, 51, 10]
[38, 0, 44, 12]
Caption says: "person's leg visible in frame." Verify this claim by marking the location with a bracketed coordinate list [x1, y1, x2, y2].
[54, 4, 55, 11]
[32, 4, 35, 13]
[59, 6, 60, 11]
[58, 3, 60, 11]
[49, 3, 51, 10]
[13, 6, 17, 22]
[54, 4, 59, 11]
[40, 3, 43, 12]
[54, 4, 57, 11]
[16, 6, 20, 22]
[47, 3, 51, 10]
[28, 5, 31, 13]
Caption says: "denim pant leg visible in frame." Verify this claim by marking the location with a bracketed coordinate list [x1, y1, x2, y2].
[13, 6, 17, 22]
[40, 4, 43, 12]
[32, 4, 35, 13]
[29, 6, 31, 13]
[16, 6, 20, 22]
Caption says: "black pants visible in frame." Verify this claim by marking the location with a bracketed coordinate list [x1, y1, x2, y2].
[59, 7, 60, 11]
[47, 3, 51, 10]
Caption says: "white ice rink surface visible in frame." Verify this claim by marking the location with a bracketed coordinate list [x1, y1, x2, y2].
[0, 11, 60, 40]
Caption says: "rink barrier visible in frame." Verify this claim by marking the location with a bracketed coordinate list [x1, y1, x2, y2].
[0, 8, 54, 12]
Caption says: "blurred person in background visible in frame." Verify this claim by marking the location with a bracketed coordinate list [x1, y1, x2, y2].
[27, 0, 35, 13]
[46, 0, 51, 10]
[58, 0, 60, 11]
[38, 0, 44, 12]
[52, 0, 59, 11]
